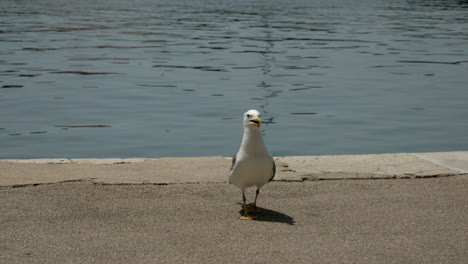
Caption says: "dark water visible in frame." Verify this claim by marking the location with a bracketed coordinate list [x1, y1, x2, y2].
[1, 0, 468, 158]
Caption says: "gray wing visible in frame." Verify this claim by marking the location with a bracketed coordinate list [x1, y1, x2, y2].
[269, 159, 276, 182]
[228, 153, 237, 183]
[229, 153, 237, 173]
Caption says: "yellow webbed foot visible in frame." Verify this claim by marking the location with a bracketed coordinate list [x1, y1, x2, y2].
[239, 214, 258, 220]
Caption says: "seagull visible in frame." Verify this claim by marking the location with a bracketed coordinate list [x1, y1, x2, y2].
[229, 109, 276, 220]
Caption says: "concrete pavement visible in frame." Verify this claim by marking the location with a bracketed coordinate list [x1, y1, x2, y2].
[1, 177, 467, 263]
[0, 152, 467, 263]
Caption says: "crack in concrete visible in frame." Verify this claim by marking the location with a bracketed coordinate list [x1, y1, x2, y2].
[1, 153, 467, 187]
[10, 178, 94, 188]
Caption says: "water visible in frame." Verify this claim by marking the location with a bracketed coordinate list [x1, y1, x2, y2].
[1, 0, 468, 159]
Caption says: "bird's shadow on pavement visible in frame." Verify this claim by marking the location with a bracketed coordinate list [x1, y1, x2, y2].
[238, 203, 295, 225]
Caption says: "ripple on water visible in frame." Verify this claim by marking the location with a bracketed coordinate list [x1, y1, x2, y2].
[137, 84, 177, 88]
[18, 74, 41, 77]
[51, 71, 121, 75]
[153, 65, 228, 72]
[54, 125, 112, 128]
[408, 108, 425, 110]
[67, 57, 142, 61]
[398, 60, 468, 65]
[1, 85, 23, 88]
[231, 66, 262, 69]
[289, 87, 312, 91]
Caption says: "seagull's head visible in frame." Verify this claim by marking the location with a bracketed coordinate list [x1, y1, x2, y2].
[243, 109, 262, 129]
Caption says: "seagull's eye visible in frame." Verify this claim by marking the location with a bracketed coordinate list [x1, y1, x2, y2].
[246, 114, 251, 118]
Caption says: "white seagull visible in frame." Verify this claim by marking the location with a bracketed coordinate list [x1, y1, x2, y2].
[229, 109, 276, 220]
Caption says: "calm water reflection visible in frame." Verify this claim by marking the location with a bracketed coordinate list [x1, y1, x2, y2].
[1, 0, 468, 158]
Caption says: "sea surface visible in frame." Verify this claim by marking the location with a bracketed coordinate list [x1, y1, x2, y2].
[1, 0, 468, 158]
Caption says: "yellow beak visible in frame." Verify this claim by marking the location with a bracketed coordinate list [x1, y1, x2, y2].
[250, 117, 261, 127]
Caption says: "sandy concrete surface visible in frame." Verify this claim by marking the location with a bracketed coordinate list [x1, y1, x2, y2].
[1, 177, 467, 264]
[1, 152, 467, 263]
[1, 152, 467, 186]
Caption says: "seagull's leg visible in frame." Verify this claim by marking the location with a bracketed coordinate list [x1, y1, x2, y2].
[240, 190, 257, 220]
[247, 188, 261, 213]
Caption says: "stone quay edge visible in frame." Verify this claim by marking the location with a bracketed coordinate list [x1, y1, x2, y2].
[0, 152, 467, 187]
